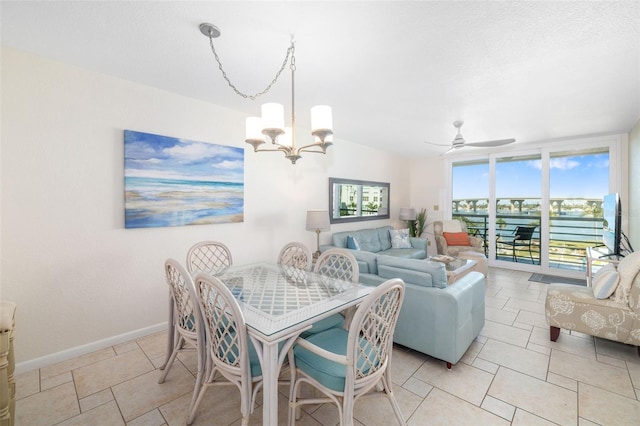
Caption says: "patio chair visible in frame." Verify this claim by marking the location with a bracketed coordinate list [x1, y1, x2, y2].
[499, 226, 537, 263]
[158, 259, 205, 424]
[186, 241, 232, 275]
[277, 242, 313, 270]
[189, 273, 264, 425]
[287, 278, 406, 426]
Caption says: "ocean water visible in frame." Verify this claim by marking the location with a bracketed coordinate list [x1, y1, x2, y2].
[125, 177, 244, 228]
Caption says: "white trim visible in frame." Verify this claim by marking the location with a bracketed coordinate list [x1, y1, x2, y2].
[15, 322, 167, 375]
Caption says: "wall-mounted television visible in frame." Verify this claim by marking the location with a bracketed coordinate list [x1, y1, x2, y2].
[602, 193, 622, 256]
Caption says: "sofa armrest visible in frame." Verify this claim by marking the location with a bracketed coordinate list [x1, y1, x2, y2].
[435, 235, 448, 255]
[469, 236, 483, 248]
[410, 237, 428, 251]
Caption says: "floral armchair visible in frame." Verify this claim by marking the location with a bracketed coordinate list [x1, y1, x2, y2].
[545, 251, 640, 357]
[433, 220, 484, 257]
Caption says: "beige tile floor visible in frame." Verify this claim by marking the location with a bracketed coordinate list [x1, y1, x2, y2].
[15, 267, 640, 425]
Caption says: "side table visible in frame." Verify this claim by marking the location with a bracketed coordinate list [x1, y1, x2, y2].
[431, 257, 478, 284]
[0, 302, 16, 426]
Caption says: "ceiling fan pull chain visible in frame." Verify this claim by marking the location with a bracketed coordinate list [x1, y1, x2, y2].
[206, 35, 295, 100]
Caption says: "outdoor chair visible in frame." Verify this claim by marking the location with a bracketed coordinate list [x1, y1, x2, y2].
[186, 241, 233, 275]
[158, 259, 205, 424]
[499, 226, 537, 263]
[287, 278, 406, 426]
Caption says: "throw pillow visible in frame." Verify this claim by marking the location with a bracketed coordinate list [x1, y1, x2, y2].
[443, 232, 470, 246]
[611, 251, 640, 305]
[390, 228, 412, 249]
[346, 235, 361, 250]
[592, 263, 620, 299]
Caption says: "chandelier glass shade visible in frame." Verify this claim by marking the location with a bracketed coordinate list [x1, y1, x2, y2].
[200, 23, 333, 164]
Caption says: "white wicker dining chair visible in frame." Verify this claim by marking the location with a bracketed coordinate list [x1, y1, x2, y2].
[186, 241, 233, 275]
[307, 248, 361, 334]
[313, 248, 359, 283]
[277, 242, 313, 270]
[288, 278, 406, 426]
[157, 259, 205, 424]
[189, 273, 263, 426]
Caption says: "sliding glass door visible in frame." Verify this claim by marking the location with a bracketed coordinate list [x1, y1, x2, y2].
[548, 148, 610, 270]
[451, 142, 613, 273]
[494, 154, 542, 265]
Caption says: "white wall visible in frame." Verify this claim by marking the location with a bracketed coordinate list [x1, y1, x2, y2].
[629, 118, 640, 249]
[409, 157, 447, 255]
[0, 48, 411, 369]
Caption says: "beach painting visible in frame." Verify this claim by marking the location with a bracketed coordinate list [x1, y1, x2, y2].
[124, 130, 244, 228]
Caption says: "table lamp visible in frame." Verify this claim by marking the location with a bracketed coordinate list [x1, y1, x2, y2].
[399, 207, 417, 235]
[306, 210, 330, 260]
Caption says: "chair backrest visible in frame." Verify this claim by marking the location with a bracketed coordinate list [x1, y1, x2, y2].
[186, 241, 233, 275]
[433, 220, 469, 236]
[514, 226, 536, 240]
[194, 273, 253, 382]
[347, 278, 405, 384]
[277, 242, 312, 270]
[313, 248, 359, 283]
[165, 259, 203, 342]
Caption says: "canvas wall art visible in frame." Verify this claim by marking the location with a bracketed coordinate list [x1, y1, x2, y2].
[124, 130, 244, 228]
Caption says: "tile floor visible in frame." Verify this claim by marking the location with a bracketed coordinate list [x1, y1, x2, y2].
[15, 267, 640, 425]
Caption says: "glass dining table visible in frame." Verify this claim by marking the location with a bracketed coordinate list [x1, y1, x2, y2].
[213, 262, 373, 425]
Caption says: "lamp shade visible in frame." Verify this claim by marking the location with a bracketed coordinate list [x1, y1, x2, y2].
[311, 105, 333, 132]
[306, 210, 330, 231]
[399, 207, 416, 221]
[245, 116, 264, 141]
[261, 103, 285, 130]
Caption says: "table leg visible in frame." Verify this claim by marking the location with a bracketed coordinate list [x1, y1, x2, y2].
[261, 342, 279, 425]
[249, 333, 301, 425]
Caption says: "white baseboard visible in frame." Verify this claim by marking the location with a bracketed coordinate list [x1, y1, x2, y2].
[15, 322, 168, 375]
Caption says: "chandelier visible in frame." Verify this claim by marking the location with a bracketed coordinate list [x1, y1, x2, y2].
[199, 23, 334, 164]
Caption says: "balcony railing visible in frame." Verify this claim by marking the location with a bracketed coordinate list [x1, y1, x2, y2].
[453, 212, 602, 271]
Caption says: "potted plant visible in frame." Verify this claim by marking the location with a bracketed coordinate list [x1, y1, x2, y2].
[411, 208, 427, 238]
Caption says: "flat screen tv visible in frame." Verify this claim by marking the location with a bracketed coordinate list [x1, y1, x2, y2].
[602, 193, 622, 256]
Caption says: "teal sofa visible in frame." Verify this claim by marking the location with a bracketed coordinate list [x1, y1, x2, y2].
[321, 226, 428, 278]
[369, 255, 485, 368]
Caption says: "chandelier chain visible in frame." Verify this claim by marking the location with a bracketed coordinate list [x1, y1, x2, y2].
[207, 36, 295, 101]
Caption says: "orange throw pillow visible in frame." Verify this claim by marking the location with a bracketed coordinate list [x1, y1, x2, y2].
[443, 231, 470, 246]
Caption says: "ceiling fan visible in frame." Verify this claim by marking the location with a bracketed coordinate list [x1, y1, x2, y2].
[427, 121, 515, 153]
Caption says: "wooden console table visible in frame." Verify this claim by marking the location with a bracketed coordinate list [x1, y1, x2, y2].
[585, 246, 621, 287]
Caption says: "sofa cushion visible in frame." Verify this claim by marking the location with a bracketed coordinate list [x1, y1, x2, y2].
[592, 263, 619, 299]
[443, 232, 470, 246]
[377, 227, 393, 251]
[376, 255, 447, 288]
[356, 230, 383, 252]
[350, 250, 379, 274]
[390, 228, 412, 249]
[380, 248, 427, 259]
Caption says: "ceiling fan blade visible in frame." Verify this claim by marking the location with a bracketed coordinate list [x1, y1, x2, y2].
[466, 138, 516, 147]
[424, 141, 452, 147]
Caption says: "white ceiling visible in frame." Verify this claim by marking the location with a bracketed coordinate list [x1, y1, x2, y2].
[2, 1, 639, 157]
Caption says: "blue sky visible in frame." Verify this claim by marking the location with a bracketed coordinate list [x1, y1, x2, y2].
[124, 130, 244, 183]
[453, 153, 609, 200]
